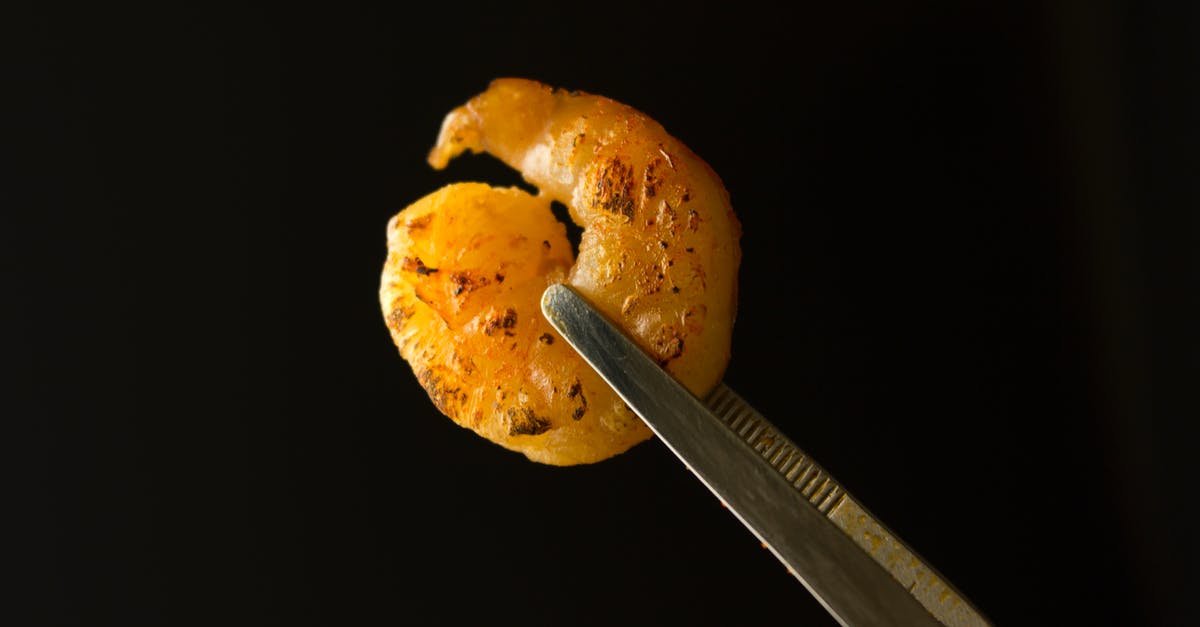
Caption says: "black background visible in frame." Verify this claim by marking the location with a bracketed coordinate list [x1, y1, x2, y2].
[9, 1, 1197, 625]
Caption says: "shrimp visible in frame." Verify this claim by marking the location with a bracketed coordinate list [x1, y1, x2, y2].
[380, 78, 741, 465]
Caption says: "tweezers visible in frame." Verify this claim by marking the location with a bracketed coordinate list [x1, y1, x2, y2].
[541, 284, 990, 627]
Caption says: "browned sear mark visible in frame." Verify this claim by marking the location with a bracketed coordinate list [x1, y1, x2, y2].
[419, 368, 462, 415]
[484, 308, 519, 337]
[402, 256, 439, 275]
[643, 158, 663, 198]
[654, 329, 685, 366]
[594, 157, 635, 219]
[452, 350, 475, 375]
[507, 407, 551, 436]
[404, 214, 432, 232]
[450, 271, 490, 296]
[568, 379, 588, 420]
[480, 305, 518, 333]
[387, 306, 415, 330]
[538, 333, 554, 345]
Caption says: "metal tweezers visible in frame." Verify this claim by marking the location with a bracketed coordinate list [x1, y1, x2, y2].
[541, 284, 991, 627]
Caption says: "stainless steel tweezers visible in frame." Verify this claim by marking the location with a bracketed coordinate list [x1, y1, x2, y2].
[541, 284, 990, 627]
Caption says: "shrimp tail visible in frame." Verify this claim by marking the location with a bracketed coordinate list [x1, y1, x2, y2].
[428, 104, 482, 169]
[428, 78, 559, 171]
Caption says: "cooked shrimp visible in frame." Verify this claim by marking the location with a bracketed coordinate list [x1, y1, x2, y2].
[381, 78, 741, 465]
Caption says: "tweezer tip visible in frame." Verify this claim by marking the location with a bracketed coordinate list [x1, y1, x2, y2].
[540, 283, 573, 317]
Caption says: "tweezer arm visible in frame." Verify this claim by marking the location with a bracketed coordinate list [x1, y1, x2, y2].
[704, 384, 990, 626]
[541, 284, 989, 627]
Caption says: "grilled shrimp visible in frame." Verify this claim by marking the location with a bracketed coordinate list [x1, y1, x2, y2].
[381, 78, 741, 465]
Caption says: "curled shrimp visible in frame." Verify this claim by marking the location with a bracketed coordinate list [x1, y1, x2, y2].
[380, 78, 741, 465]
